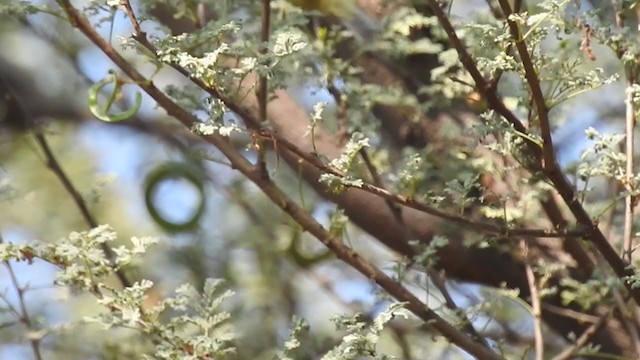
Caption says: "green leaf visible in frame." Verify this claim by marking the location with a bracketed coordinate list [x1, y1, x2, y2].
[88, 71, 142, 122]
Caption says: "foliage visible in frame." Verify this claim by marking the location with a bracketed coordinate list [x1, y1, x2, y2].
[1, 0, 640, 359]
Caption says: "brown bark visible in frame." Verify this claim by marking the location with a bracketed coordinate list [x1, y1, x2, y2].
[5, 0, 634, 356]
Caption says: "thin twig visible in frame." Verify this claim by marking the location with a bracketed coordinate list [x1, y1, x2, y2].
[620, 24, 640, 354]
[539, 196, 595, 273]
[425, 1, 529, 136]
[32, 132, 133, 288]
[360, 125, 489, 347]
[611, 289, 640, 356]
[497, 0, 553, 169]
[266, 132, 586, 239]
[119, 0, 142, 37]
[130, 28, 586, 241]
[307, 270, 417, 359]
[623, 80, 636, 262]
[429, 271, 492, 348]
[426, 0, 640, 306]
[541, 303, 600, 324]
[256, 0, 271, 177]
[610, 0, 624, 28]
[330, 85, 491, 349]
[327, 82, 403, 220]
[551, 310, 614, 360]
[2, 56, 135, 290]
[605, 3, 640, 353]
[358, 147, 405, 221]
[0, 233, 43, 360]
[55, 2, 501, 357]
[499, 0, 592, 274]
[521, 241, 543, 360]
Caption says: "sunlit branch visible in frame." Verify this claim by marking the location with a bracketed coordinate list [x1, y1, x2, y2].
[54, 1, 502, 357]
[426, 0, 640, 307]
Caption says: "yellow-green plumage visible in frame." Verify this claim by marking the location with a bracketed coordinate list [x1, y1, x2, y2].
[287, 0, 356, 19]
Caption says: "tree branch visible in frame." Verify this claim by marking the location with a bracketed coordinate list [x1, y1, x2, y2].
[54, 2, 503, 357]
[426, 0, 640, 307]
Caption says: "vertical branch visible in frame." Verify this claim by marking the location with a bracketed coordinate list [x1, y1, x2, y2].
[522, 240, 543, 360]
[119, 0, 142, 37]
[497, 0, 554, 168]
[619, 6, 640, 349]
[427, 0, 640, 304]
[609, 0, 638, 266]
[610, 0, 624, 28]
[33, 132, 133, 288]
[257, 0, 271, 176]
[33, 134, 97, 229]
[623, 83, 636, 262]
[623, 2, 639, 263]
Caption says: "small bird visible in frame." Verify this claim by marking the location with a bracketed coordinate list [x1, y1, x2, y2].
[286, 0, 379, 41]
[286, 0, 357, 19]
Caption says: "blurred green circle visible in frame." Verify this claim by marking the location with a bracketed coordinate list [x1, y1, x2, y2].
[144, 162, 206, 233]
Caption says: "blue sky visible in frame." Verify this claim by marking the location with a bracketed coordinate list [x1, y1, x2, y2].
[0, 1, 634, 358]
